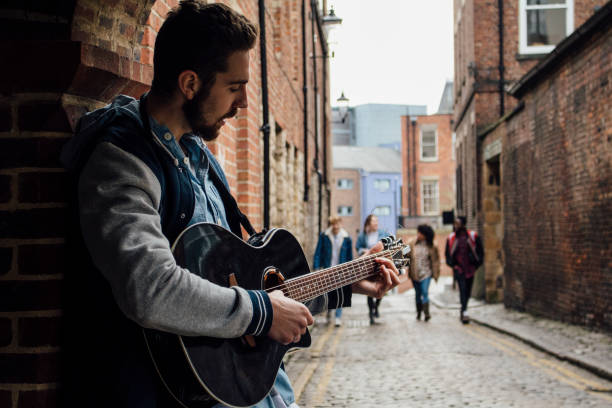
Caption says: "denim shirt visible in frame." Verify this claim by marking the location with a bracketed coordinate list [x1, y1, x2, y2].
[149, 117, 296, 408]
[148, 118, 229, 230]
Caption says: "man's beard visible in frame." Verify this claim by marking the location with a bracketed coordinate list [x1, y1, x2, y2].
[182, 90, 238, 142]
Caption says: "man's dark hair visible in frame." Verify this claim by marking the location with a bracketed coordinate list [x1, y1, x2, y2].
[151, 1, 258, 98]
[417, 224, 435, 247]
[456, 216, 467, 228]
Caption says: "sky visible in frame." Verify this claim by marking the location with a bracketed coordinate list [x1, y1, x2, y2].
[327, 0, 454, 114]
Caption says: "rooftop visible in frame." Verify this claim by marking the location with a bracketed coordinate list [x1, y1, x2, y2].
[333, 146, 402, 173]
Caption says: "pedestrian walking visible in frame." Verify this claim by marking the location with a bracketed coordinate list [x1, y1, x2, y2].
[313, 216, 353, 327]
[445, 216, 484, 324]
[356, 214, 389, 325]
[408, 225, 440, 322]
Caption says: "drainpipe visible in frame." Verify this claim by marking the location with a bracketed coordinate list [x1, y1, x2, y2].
[314, 2, 330, 217]
[258, 0, 270, 229]
[498, 0, 505, 116]
[302, 0, 309, 203]
[311, 0, 321, 235]
[405, 118, 411, 219]
[411, 119, 417, 216]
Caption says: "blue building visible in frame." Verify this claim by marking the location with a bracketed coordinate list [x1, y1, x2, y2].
[332, 146, 402, 238]
[332, 103, 426, 147]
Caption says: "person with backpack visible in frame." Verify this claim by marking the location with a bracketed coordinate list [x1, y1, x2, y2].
[445, 216, 484, 324]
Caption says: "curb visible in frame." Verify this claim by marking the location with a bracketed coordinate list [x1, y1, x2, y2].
[469, 317, 612, 382]
[431, 292, 612, 382]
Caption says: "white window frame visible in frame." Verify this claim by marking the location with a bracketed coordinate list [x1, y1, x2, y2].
[421, 177, 439, 216]
[420, 125, 438, 162]
[337, 205, 353, 216]
[519, 0, 574, 55]
[372, 206, 391, 216]
[373, 178, 391, 192]
[337, 178, 354, 190]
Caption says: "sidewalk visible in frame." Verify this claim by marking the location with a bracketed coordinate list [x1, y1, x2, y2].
[431, 277, 612, 381]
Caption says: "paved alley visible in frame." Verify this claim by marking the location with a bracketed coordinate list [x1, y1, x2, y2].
[285, 286, 612, 408]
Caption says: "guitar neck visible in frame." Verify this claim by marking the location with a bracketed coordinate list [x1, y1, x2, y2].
[270, 250, 394, 303]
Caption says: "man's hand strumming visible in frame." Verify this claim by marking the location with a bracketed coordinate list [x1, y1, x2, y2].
[351, 241, 401, 298]
[267, 290, 314, 345]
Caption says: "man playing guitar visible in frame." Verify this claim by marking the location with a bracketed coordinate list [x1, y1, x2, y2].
[61, 2, 400, 407]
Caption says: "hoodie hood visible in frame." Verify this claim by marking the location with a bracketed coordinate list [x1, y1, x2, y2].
[60, 94, 143, 173]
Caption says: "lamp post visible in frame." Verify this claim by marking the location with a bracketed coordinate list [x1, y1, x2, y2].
[322, 5, 342, 37]
[337, 91, 349, 123]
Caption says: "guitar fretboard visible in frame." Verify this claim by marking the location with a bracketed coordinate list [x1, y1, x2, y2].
[265, 250, 395, 302]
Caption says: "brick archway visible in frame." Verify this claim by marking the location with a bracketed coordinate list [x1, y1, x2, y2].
[0, 1, 168, 406]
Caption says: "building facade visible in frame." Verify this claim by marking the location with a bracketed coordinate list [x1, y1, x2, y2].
[401, 81, 456, 229]
[482, 3, 611, 330]
[0, 0, 334, 403]
[331, 103, 426, 147]
[330, 168, 361, 248]
[453, 0, 610, 328]
[332, 146, 402, 242]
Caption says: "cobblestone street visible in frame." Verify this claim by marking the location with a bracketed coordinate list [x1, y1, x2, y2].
[285, 288, 612, 408]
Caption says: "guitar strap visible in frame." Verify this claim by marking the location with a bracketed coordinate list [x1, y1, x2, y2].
[206, 161, 257, 237]
[138, 93, 257, 239]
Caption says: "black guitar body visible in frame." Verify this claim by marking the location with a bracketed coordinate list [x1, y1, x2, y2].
[143, 223, 312, 408]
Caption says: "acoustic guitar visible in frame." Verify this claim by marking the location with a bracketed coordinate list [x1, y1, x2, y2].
[143, 222, 410, 408]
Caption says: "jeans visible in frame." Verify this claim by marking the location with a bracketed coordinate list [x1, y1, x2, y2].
[457, 273, 474, 312]
[413, 277, 431, 304]
[367, 297, 381, 314]
[334, 308, 342, 318]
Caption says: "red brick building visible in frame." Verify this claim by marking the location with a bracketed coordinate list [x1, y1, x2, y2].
[0, 0, 333, 405]
[401, 82, 456, 229]
[453, 0, 611, 329]
[330, 167, 361, 249]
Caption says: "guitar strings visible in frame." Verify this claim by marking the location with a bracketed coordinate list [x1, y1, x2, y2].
[262, 250, 391, 294]
[282, 248, 403, 300]
[263, 248, 404, 302]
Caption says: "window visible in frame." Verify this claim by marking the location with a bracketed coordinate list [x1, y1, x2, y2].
[420, 127, 437, 161]
[372, 206, 391, 216]
[421, 179, 439, 215]
[337, 178, 354, 189]
[519, 0, 573, 55]
[337, 206, 353, 216]
[373, 179, 391, 192]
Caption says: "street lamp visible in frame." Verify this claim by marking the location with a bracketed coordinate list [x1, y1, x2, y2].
[337, 91, 349, 123]
[322, 6, 342, 37]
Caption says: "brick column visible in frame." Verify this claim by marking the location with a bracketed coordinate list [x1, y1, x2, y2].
[0, 0, 159, 404]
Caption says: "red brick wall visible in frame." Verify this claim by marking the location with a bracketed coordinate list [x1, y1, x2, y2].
[412, 114, 455, 216]
[400, 116, 412, 216]
[453, 0, 607, 234]
[0, 0, 330, 405]
[331, 168, 361, 252]
[501, 19, 612, 330]
[402, 114, 455, 218]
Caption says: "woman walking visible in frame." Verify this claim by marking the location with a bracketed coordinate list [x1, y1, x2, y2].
[356, 214, 389, 324]
[408, 225, 440, 321]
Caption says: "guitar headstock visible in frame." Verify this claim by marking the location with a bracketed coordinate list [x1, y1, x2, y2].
[381, 236, 411, 272]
